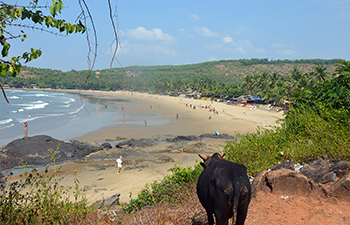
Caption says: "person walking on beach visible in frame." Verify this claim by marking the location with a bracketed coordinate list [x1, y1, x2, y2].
[24, 122, 28, 137]
[176, 113, 179, 120]
[144, 120, 147, 127]
[116, 156, 123, 174]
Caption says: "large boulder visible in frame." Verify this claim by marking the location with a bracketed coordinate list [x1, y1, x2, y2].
[101, 142, 112, 149]
[92, 193, 121, 210]
[0, 135, 73, 169]
[252, 159, 350, 202]
[68, 140, 103, 158]
[266, 169, 316, 196]
[0, 135, 105, 170]
[299, 158, 330, 183]
[132, 138, 156, 148]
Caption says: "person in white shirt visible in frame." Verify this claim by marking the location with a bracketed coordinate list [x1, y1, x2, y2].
[116, 156, 123, 174]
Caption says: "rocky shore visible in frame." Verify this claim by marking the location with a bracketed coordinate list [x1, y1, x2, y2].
[0, 133, 234, 172]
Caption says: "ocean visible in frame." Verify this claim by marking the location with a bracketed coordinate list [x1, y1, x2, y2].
[0, 89, 167, 147]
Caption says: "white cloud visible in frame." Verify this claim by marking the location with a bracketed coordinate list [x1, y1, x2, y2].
[271, 43, 297, 56]
[190, 14, 200, 20]
[193, 26, 220, 38]
[179, 28, 194, 38]
[223, 35, 234, 44]
[112, 41, 177, 58]
[206, 37, 266, 55]
[121, 26, 176, 44]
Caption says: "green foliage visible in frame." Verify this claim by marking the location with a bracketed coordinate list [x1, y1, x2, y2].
[0, 1, 86, 77]
[223, 62, 350, 175]
[0, 147, 94, 224]
[122, 163, 203, 213]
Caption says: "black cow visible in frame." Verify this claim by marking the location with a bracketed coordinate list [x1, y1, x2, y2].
[196, 153, 251, 225]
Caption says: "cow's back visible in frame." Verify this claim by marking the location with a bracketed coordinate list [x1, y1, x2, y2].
[197, 160, 251, 224]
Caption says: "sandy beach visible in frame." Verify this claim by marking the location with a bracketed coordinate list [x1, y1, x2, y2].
[7, 90, 284, 204]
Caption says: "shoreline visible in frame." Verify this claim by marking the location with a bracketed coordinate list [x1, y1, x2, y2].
[49, 89, 284, 143]
[6, 89, 284, 203]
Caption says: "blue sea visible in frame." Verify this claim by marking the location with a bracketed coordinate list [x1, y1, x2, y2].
[0, 89, 166, 147]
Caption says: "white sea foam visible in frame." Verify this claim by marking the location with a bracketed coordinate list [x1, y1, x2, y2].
[8, 96, 21, 99]
[24, 101, 49, 110]
[35, 93, 49, 97]
[0, 118, 13, 125]
[60, 104, 71, 108]
[0, 123, 14, 130]
[67, 105, 84, 115]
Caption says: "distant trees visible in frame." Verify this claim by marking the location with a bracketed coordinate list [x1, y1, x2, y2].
[0, 59, 341, 106]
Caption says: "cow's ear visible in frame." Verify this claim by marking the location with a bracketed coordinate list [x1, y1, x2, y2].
[200, 162, 207, 168]
[221, 153, 225, 158]
[199, 154, 208, 161]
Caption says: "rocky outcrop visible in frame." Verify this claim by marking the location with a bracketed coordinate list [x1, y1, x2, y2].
[0, 135, 103, 170]
[200, 133, 235, 139]
[252, 158, 350, 201]
[115, 138, 157, 149]
[101, 143, 112, 149]
[92, 193, 121, 210]
[165, 135, 200, 142]
[151, 141, 214, 154]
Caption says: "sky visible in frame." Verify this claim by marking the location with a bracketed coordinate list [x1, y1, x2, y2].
[4, 0, 350, 72]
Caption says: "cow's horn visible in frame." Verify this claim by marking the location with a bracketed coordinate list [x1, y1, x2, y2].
[198, 154, 208, 160]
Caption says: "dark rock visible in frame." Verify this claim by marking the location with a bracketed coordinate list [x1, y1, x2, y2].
[131, 138, 156, 148]
[68, 140, 103, 158]
[115, 139, 134, 148]
[300, 158, 330, 183]
[320, 172, 336, 184]
[329, 161, 349, 178]
[101, 142, 112, 149]
[199, 133, 235, 139]
[93, 193, 121, 210]
[271, 161, 294, 171]
[165, 135, 200, 142]
[0, 135, 76, 169]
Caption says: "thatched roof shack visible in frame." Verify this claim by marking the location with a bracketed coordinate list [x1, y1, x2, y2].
[228, 95, 264, 105]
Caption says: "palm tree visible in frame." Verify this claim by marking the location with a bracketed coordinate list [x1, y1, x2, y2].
[313, 64, 328, 82]
[241, 74, 255, 95]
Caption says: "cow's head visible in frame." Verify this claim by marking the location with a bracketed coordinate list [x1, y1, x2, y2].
[198, 152, 225, 168]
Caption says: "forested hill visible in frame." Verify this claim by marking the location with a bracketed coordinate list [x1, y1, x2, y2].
[1, 58, 340, 94]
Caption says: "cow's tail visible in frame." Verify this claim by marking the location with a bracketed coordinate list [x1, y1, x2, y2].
[232, 194, 240, 224]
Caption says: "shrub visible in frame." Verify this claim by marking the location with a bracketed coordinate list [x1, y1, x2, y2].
[223, 105, 350, 176]
[122, 163, 203, 213]
[0, 148, 94, 224]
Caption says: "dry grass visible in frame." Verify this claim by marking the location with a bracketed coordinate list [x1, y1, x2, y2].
[120, 189, 208, 225]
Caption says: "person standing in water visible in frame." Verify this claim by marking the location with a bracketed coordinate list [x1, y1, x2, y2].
[24, 122, 28, 137]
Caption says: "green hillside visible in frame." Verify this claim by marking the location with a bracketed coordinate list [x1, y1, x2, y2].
[0, 58, 341, 104]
